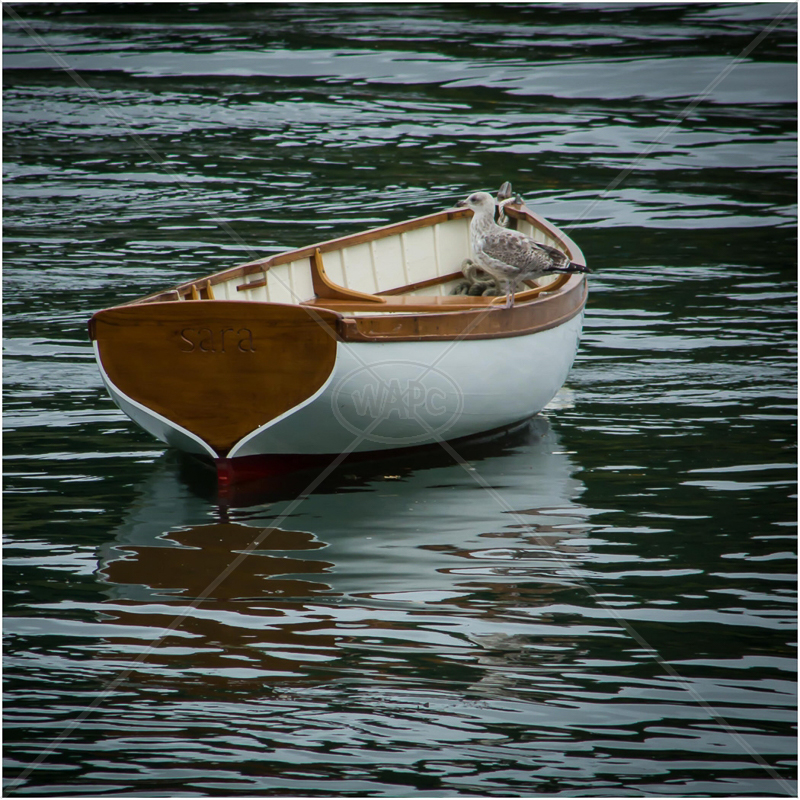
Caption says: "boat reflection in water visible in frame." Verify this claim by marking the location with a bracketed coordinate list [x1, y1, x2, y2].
[96, 413, 594, 693]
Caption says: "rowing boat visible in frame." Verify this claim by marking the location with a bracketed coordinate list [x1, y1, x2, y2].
[89, 189, 588, 484]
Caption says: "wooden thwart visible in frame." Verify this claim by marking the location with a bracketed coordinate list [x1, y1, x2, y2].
[376, 271, 463, 296]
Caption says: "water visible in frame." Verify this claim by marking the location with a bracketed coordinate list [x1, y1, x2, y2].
[3, 3, 797, 796]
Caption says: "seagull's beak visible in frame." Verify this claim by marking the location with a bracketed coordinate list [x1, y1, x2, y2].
[455, 199, 468, 208]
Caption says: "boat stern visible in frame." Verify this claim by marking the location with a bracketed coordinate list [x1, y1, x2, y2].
[89, 300, 341, 458]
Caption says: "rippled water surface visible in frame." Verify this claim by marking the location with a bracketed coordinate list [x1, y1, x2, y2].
[3, 3, 797, 796]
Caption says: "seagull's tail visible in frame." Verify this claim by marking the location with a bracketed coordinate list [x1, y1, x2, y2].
[550, 261, 591, 274]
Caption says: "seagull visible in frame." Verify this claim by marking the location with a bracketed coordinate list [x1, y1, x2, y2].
[455, 191, 590, 308]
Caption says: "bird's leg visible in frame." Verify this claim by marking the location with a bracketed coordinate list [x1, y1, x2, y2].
[504, 280, 515, 309]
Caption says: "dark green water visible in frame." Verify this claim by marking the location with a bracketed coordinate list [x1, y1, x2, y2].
[3, 3, 797, 796]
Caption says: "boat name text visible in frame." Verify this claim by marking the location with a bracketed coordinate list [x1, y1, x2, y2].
[179, 327, 256, 353]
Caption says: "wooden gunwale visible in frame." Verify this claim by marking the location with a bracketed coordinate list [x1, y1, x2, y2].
[89, 275, 586, 346]
[97, 201, 587, 343]
[335, 273, 587, 343]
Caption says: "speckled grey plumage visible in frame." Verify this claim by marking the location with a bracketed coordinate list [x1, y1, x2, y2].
[456, 191, 589, 308]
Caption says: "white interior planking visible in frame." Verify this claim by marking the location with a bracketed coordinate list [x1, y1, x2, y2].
[211, 214, 564, 306]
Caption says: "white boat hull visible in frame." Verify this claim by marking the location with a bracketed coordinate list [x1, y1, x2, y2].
[90, 197, 589, 480]
[97, 311, 583, 459]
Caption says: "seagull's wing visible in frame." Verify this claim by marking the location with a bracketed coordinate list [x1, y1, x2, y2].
[480, 229, 552, 273]
[530, 240, 589, 271]
[529, 240, 570, 265]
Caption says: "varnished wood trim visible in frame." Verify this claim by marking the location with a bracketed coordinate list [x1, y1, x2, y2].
[138, 289, 181, 304]
[335, 274, 587, 342]
[310, 248, 385, 304]
[237, 277, 267, 292]
[371, 267, 569, 303]
[91, 302, 340, 456]
[303, 294, 498, 313]
[376, 270, 464, 296]
[518, 272, 571, 299]
[303, 273, 572, 313]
